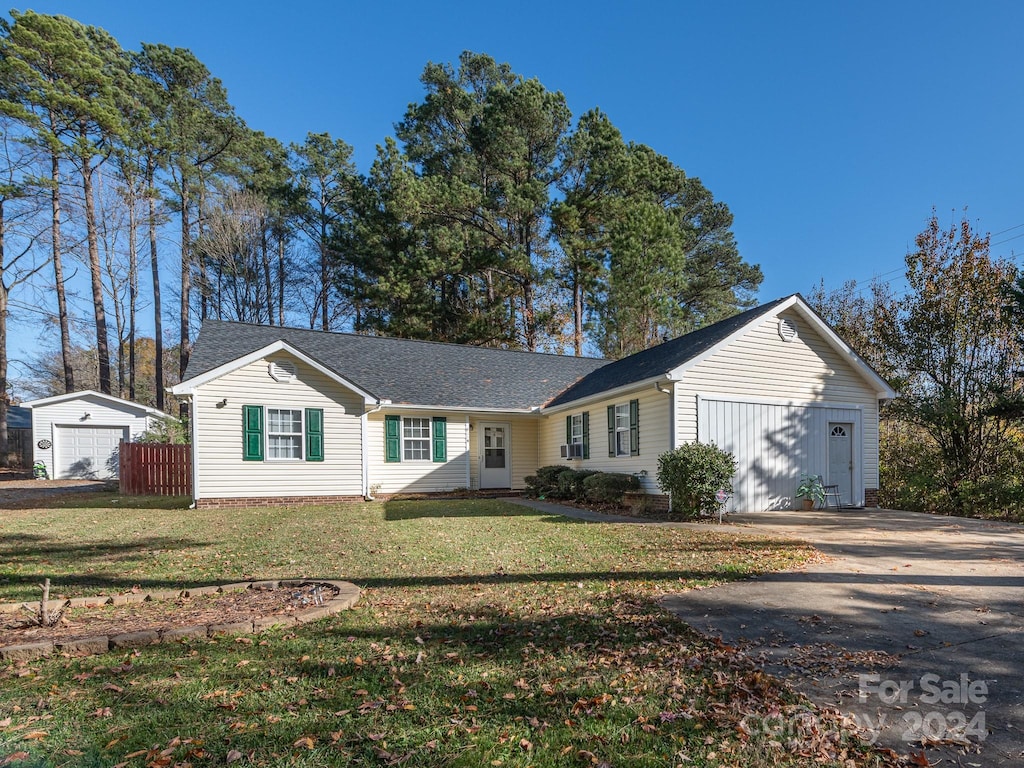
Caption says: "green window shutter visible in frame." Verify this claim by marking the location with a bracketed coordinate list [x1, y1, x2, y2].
[629, 399, 640, 456]
[565, 415, 572, 444]
[242, 405, 263, 461]
[607, 405, 615, 457]
[385, 414, 400, 463]
[582, 411, 590, 460]
[432, 416, 447, 463]
[305, 408, 324, 462]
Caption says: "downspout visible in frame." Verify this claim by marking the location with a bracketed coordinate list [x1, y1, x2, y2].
[362, 400, 387, 500]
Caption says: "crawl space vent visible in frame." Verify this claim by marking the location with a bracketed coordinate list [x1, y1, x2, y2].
[269, 360, 297, 382]
[778, 318, 798, 342]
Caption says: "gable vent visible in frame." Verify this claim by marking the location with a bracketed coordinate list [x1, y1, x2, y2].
[269, 360, 297, 383]
[778, 318, 798, 342]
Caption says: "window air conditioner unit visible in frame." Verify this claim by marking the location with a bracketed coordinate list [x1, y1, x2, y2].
[560, 443, 584, 459]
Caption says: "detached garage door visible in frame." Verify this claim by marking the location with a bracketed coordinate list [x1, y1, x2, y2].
[697, 397, 862, 512]
[55, 425, 129, 479]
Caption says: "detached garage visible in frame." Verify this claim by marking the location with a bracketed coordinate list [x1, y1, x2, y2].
[23, 391, 166, 480]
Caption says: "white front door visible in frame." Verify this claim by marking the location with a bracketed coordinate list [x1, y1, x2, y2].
[479, 422, 512, 489]
[827, 422, 854, 503]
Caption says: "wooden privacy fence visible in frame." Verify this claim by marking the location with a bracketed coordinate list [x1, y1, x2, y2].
[119, 442, 192, 496]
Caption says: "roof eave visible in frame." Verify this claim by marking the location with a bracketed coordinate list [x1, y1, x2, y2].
[540, 374, 673, 414]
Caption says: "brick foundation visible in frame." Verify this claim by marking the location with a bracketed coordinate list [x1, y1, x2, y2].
[195, 495, 365, 509]
[623, 492, 671, 514]
[864, 488, 880, 508]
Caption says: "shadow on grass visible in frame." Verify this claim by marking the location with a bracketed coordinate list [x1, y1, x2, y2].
[383, 499, 548, 521]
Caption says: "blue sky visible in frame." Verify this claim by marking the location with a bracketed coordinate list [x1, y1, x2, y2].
[8, 1, 1024, 370]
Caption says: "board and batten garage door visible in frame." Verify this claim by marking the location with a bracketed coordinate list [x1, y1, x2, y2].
[55, 425, 129, 479]
[697, 397, 862, 512]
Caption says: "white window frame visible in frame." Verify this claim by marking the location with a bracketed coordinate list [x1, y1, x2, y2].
[403, 416, 431, 462]
[614, 403, 630, 457]
[267, 407, 303, 461]
[569, 414, 584, 447]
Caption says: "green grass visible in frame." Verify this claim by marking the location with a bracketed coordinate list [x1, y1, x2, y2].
[0, 498, 895, 767]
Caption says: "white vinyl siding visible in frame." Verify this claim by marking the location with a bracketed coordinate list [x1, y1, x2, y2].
[674, 309, 882, 506]
[367, 411, 470, 494]
[28, 394, 155, 480]
[698, 397, 864, 511]
[192, 354, 363, 499]
[538, 387, 672, 493]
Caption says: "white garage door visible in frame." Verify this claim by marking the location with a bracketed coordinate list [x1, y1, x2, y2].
[698, 398, 861, 512]
[55, 425, 129, 479]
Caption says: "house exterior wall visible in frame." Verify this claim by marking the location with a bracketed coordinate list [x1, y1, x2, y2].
[30, 394, 154, 479]
[467, 416, 539, 490]
[675, 309, 882, 506]
[366, 410, 471, 494]
[364, 412, 539, 493]
[538, 386, 673, 493]
[191, 354, 364, 500]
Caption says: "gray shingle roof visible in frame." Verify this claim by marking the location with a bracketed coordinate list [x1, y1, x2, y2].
[545, 297, 791, 408]
[184, 320, 608, 410]
[184, 297, 794, 411]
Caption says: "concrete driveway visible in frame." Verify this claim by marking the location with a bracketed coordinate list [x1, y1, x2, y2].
[662, 508, 1024, 766]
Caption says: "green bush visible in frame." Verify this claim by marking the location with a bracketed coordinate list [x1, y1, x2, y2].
[524, 465, 574, 498]
[657, 442, 736, 519]
[582, 472, 640, 504]
[557, 469, 598, 501]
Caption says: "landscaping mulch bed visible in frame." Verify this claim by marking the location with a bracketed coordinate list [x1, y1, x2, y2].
[0, 582, 337, 647]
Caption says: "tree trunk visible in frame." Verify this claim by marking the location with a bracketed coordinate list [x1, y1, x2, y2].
[277, 233, 285, 326]
[81, 140, 112, 395]
[147, 164, 164, 412]
[127, 187, 138, 401]
[573, 264, 584, 357]
[50, 148, 74, 393]
[0, 200, 8, 466]
[262, 226, 273, 325]
[179, 180, 191, 382]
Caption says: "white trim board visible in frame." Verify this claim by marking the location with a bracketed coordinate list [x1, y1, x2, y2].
[696, 392, 867, 411]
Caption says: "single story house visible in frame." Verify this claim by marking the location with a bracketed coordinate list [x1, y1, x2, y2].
[23, 390, 167, 480]
[170, 294, 895, 511]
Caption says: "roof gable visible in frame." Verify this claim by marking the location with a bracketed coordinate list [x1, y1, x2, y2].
[22, 390, 168, 418]
[545, 295, 895, 409]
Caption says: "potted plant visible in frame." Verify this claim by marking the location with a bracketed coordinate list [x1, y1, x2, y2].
[796, 473, 825, 510]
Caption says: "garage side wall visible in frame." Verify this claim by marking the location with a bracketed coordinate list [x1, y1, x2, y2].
[31, 395, 151, 480]
[675, 310, 881, 509]
[191, 354, 364, 501]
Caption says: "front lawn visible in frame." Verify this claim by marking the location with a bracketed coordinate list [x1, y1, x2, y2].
[0, 498, 895, 767]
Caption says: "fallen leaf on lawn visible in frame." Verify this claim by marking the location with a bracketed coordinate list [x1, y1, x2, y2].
[907, 750, 935, 766]
[103, 684, 123, 693]
[1, 753, 30, 766]
[92, 708, 113, 718]
[22, 733, 46, 741]
[292, 736, 315, 749]
[121, 750, 148, 760]
[226, 749, 243, 764]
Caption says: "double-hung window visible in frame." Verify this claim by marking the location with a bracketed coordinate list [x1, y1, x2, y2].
[268, 408, 303, 459]
[614, 404, 630, 457]
[242, 405, 324, 462]
[403, 417, 431, 461]
[607, 399, 639, 458]
[384, 414, 448, 463]
[570, 414, 584, 447]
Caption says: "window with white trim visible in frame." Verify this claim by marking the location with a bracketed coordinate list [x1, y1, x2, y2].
[267, 408, 303, 459]
[570, 414, 584, 447]
[614, 403, 630, 457]
[403, 417, 431, 461]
